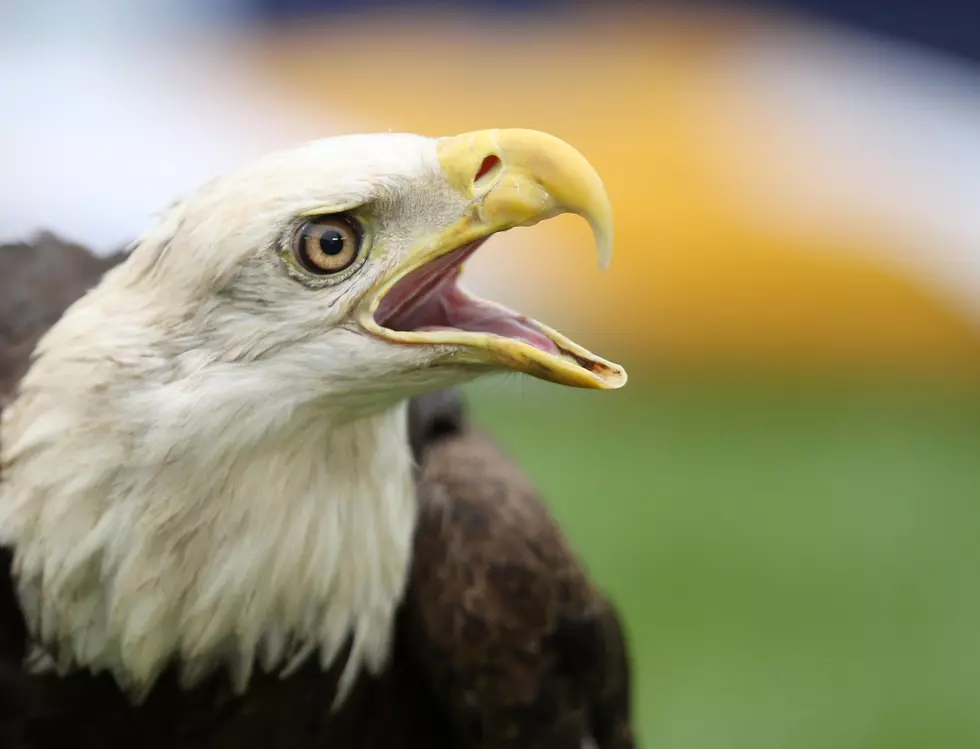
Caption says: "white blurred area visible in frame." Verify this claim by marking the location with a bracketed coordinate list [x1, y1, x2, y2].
[0, 0, 356, 252]
[718, 24, 980, 324]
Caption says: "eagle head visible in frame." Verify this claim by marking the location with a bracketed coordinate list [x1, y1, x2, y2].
[118, 128, 623, 410]
[0, 129, 624, 700]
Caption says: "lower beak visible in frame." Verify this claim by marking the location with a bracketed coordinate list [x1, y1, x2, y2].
[359, 128, 627, 391]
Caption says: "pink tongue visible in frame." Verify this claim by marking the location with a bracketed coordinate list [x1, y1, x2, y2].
[435, 285, 560, 354]
[375, 239, 560, 356]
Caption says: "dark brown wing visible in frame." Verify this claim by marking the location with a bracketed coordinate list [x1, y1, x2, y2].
[0, 232, 125, 399]
[405, 392, 636, 749]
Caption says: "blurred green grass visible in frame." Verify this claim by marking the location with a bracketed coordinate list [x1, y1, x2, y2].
[465, 377, 980, 749]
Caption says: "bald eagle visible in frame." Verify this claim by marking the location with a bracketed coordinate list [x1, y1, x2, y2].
[0, 130, 635, 748]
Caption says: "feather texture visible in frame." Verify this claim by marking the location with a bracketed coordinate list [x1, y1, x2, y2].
[0, 231, 634, 748]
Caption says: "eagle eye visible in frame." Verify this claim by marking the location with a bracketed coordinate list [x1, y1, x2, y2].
[292, 216, 362, 275]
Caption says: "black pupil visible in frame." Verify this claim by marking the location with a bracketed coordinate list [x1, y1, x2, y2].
[318, 229, 345, 256]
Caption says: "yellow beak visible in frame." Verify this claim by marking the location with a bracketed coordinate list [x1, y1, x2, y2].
[360, 128, 627, 390]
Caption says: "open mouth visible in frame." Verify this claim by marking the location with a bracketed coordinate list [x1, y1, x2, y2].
[374, 238, 558, 354]
[360, 234, 626, 390]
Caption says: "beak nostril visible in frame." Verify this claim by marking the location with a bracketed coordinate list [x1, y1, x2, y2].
[473, 155, 502, 187]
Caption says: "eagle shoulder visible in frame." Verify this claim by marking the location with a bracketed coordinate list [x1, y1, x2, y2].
[405, 409, 635, 749]
[0, 233, 125, 399]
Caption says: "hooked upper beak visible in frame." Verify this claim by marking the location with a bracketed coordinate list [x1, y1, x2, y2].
[359, 128, 627, 391]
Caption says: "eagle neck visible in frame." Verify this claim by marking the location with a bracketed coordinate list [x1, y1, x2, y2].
[1, 379, 418, 703]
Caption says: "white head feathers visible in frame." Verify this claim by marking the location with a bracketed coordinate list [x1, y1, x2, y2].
[0, 133, 478, 701]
